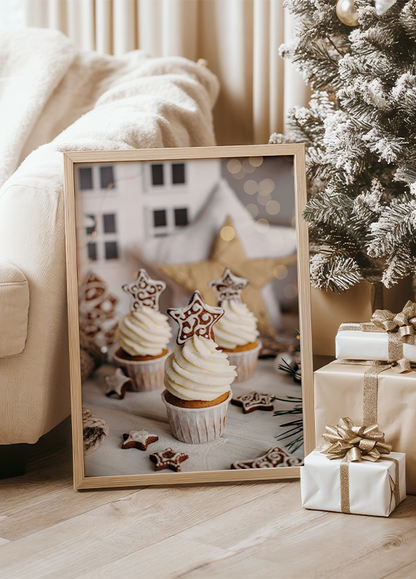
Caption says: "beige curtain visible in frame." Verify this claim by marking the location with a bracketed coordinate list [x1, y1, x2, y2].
[23, 0, 310, 145]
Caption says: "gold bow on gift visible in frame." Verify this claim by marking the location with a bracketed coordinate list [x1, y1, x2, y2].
[320, 417, 392, 463]
[372, 300, 416, 340]
[370, 300, 416, 371]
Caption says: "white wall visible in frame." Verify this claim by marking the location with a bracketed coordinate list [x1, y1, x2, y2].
[77, 159, 221, 313]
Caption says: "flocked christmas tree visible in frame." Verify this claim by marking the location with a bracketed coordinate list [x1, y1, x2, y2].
[271, 0, 416, 301]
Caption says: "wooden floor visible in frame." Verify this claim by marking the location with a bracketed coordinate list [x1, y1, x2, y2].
[1, 434, 416, 579]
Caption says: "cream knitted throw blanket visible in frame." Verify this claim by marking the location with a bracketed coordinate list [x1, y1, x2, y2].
[0, 28, 220, 189]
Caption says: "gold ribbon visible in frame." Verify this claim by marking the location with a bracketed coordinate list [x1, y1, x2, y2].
[320, 417, 392, 462]
[339, 456, 399, 514]
[371, 300, 416, 337]
[340, 461, 350, 513]
[338, 354, 413, 375]
[339, 300, 416, 364]
[335, 359, 414, 423]
[319, 418, 399, 514]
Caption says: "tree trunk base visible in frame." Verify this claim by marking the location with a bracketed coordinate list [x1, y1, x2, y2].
[371, 281, 384, 311]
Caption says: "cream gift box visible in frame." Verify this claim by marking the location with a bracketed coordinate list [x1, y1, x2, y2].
[301, 450, 406, 517]
[335, 323, 416, 363]
[314, 362, 416, 494]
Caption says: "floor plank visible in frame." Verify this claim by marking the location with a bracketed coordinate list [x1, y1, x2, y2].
[0, 538, 10, 546]
[246, 498, 416, 579]
[172, 552, 281, 579]
[0, 443, 139, 542]
[383, 560, 416, 579]
[0, 480, 277, 578]
[77, 536, 232, 579]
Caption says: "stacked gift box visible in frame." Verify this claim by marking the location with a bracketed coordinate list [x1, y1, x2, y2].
[301, 301, 416, 516]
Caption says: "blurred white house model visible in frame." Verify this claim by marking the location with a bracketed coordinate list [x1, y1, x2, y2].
[76, 159, 221, 310]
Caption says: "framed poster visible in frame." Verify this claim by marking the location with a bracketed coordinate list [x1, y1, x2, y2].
[64, 144, 313, 490]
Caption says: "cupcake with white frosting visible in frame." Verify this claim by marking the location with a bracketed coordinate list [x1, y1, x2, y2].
[162, 291, 236, 444]
[113, 269, 172, 391]
[209, 268, 261, 382]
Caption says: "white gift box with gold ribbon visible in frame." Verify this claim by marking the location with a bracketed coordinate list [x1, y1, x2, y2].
[301, 450, 406, 517]
[335, 323, 416, 362]
[335, 301, 416, 366]
[335, 323, 416, 363]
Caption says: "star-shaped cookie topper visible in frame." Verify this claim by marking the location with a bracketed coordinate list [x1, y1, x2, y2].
[208, 267, 248, 304]
[149, 448, 189, 472]
[168, 290, 224, 345]
[122, 269, 166, 311]
[105, 368, 133, 399]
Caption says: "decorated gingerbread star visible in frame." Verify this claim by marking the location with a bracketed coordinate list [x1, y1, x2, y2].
[149, 448, 189, 472]
[159, 216, 297, 337]
[121, 429, 159, 451]
[231, 391, 274, 413]
[208, 267, 248, 304]
[168, 291, 224, 345]
[122, 269, 166, 311]
[105, 368, 133, 399]
[231, 446, 304, 469]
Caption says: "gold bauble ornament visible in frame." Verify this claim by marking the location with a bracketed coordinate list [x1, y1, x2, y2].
[336, 0, 359, 26]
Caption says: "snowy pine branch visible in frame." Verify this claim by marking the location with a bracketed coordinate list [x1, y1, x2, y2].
[310, 253, 361, 292]
[368, 199, 416, 257]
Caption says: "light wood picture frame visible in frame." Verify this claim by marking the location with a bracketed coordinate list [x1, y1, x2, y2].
[64, 144, 313, 490]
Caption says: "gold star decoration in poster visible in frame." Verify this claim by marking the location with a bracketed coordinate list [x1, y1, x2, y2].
[158, 216, 297, 337]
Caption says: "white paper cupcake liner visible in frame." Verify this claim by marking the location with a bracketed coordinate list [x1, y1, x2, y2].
[113, 349, 170, 392]
[226, 340, 262, 382]
[161, 391, 232, 444]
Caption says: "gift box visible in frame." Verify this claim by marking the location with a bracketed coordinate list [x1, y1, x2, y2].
[301, 450, 406, 517]
[336, 323, 416, 363]
[335, 301, 416, 364]
[314, 362, 416, 494]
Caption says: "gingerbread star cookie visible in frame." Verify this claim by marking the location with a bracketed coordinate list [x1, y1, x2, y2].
[168, 290, 224, 345]
[208, 267, 248, 304]
[121, 430, 159, 451]
[231, 391, 274, 413]
[122, 268, 166, 311]
[149, 448, 189, 472]
[231, 446, 304, 469]
[105, 368, 133, 399]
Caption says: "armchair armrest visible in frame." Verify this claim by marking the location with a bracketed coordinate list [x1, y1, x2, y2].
[0, 258, 29, 358]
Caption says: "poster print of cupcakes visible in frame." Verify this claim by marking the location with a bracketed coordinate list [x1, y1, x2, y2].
[162, 291, 237, 444]
[209, 267, 261, 382]
[113, 269, 172, 391]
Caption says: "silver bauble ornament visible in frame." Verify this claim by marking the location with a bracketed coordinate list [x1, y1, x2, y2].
[336, 0, 359, 26]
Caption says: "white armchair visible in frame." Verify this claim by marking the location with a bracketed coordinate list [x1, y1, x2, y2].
[0, 29, 219, 477]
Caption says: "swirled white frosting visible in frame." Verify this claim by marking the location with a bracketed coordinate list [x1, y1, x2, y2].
[164, 335, 236, 401]
[116, 306, 172, 357]
[213, 300, 259, 350]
